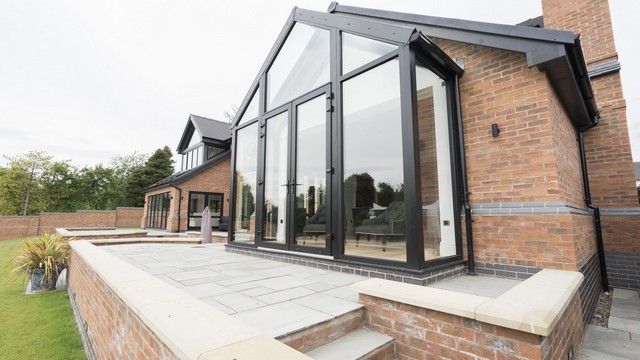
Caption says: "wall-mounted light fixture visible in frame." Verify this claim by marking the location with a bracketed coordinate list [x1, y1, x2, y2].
[491, 123, 501, 138]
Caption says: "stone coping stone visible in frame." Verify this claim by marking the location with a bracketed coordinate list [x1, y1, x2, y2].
[352, 268, 583, 337]
[83, 237, 202, 246]
[69, 241, 310, 360]
[56, 228, 148, 237]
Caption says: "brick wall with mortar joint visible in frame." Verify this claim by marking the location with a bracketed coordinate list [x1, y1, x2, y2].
[360, 291, 583, 360]
[543, 0, 640, 290]
[67, 251, 177, 359]
[0, 216, 39, 240]
[433, 40, 565, 205]
[39, 211, 116, 234]
[142, 157, 231, 232]
[114, 207, 144, 227]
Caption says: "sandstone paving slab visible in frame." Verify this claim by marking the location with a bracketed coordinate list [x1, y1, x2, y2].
[613, 288, 639, 301]
[303, 282, 338, 292]
[610, 302, 640, 321]
[181, 283, 234, 299]
[179, 274, 231, 286]
[155, 274, 185, 288]
[232, 302, 333, 338]
[216, 274, 265, 287]
[430, 274, 520, 298]
[292, 293, 363, 317]
[255, 287, 315, 305]
[251, 275, 316, 291]
[227, 281, 263, 292]
[581, 324, 640, 359]
[308, 272, 366, 287]
[167, 269, 219, 281]
[240, 286, 275, 297]
[213, 292, 268, 313]
[608, 316, 640, 335]
[200, 298, 236, 315]
[322, 284, 361, 302]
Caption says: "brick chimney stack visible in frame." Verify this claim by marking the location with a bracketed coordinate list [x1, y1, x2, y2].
[543, 0, 640, 289]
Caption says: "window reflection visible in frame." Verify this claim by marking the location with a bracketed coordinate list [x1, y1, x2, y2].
[416, 62, 456, 260]
[267, 23, 330, 110]
[295, 95, 327, 247]
[342, 32, 397, 75]
[342, 59, 406, 261]
[262, 112, 289, 244]
[233, 123, 258, 242]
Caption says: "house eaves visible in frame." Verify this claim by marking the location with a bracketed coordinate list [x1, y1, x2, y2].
[328, 2, 598, 128]
[177, 115, 231, 154]
[144, 150, 231, 192]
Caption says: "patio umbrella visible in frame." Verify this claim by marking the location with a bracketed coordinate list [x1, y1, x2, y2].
[201, 206, 212, 244]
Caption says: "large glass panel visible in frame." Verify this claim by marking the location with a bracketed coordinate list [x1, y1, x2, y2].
[233, 123, 259, 242]
[342, 59, 405, 261]
[207, 146, 224, 159]
[267, 23, 330, 110]
[416, 63, 457, 260]
[189, 193, 206, 228]
[238, 88, 259, 126]
[294, 95, 326, 247]
[262, 111, 289, 244]
[342, 33, 397, 75]
[208, 194, 222, 227]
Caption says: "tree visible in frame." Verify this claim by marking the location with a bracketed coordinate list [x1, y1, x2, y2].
[41, 161, 76, 212]
[74, 165, 117, 210]
[108, 152, 147, 208]
[0, 151, 53, 215]
[125, 146, 175, 207]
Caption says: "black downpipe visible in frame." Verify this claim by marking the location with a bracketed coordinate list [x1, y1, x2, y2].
[169, 183, 183, 233]
[578, 123, 610, 292]
[454, 76, 475, 273]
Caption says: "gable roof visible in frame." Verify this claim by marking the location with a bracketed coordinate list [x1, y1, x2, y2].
[327, 2, 598, 128]
[177, 115, 231, 154]
[233, 3, 599, 130]
[145, 149, 231, 192]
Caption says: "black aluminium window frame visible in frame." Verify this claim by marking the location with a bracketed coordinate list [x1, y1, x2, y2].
[229, 15, 465, 271]
[187, 191, 224, 230]
[146, 192, 171, 229]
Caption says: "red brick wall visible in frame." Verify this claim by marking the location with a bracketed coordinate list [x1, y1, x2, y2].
[542, 0, 639, 286]
[68, 251, 177, 359]
[360, 291, 583, 360]
[0, 216, 39, 240]
[0, 208, 144, 240]
[142, 156, 231, 232]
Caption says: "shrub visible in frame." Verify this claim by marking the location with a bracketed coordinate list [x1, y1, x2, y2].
[10, 233, 70, 291]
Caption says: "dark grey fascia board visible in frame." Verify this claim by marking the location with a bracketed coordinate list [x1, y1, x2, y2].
[293, 8, 417, 45]
[176, 119, 196, 153]
[329, 3, 574, 68]
[329, 3, 573, 44]
[202, 137, 231, 148]
[538, 55, 592, 128]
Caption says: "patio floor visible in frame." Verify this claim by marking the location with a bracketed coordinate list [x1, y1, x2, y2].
[103, 243, 520, 339]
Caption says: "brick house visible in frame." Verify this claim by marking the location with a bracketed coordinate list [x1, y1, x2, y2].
[142, 114, 231, 232]
[226, 0, 638, 330]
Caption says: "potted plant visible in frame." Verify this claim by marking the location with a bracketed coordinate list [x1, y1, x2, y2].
[10, 233, 70, 292]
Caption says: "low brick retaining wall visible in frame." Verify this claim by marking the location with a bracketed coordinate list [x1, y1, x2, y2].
[353, 270, 584, 360]
[0, 207, 143, 240]
[67, 241, 309, 359]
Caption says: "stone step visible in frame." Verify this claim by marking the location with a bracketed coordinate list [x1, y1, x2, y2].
[277, 307, 366, 353]
[579, 325, 640, 359]
[305, 328, 395, 360]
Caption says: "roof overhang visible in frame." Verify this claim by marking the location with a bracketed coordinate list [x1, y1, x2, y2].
[329, 2, 598, 128]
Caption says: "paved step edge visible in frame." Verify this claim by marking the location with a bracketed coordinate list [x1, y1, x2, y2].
[278, 307, 365, 353]
[306, 328, 394, 360]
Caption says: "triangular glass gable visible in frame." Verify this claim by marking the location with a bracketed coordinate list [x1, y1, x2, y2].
[342, 32, 397, 75]
[187, 126, 200, 149]
[237, 87, 259, 126]
[267, 22, 330, 110]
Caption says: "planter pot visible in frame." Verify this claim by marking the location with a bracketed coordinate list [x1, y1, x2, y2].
[29, 268, 58, 292]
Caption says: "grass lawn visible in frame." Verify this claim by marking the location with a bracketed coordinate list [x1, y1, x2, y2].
[0, 238, 85, 359]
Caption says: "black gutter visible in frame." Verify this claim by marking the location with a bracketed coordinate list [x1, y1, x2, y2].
[454, 76, 475, 274]
[577, 119, 610, 292]
[169, 183, 183, 233]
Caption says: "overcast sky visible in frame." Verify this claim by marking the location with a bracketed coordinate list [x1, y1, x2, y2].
[1, 0, 638, 168]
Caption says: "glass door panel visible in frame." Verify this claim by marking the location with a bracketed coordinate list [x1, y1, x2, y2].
[262, 111, 289, 244]
[293, 94, 327, 250]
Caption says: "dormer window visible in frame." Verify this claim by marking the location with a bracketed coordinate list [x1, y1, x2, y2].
[176, 115, 232, 172]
